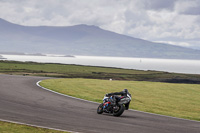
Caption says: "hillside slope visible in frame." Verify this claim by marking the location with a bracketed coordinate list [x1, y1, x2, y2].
[1, 18, 200, 59]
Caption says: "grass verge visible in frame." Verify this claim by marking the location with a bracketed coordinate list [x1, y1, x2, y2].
[40, 78, 200, 121]
[1, 60, 200, 83]
[0, 121, 68, 133]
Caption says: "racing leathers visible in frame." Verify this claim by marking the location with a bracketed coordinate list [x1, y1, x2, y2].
[106, 89, 131, 110]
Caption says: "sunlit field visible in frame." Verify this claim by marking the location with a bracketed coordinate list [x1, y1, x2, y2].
[40, 78, 200, 121]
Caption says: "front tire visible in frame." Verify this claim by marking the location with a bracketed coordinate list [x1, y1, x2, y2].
[113, 104, 124, 117]
[97, 103, 103, 114]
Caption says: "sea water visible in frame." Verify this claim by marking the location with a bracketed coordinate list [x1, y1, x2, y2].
[1, 54, 200, 74]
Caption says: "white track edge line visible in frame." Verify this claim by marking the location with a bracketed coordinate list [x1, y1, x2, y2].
[0, 118, 79, 133]
[36, 80, 200, 123]
[36, 80, 99, 104]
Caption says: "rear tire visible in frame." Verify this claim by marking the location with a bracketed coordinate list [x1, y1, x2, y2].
[113, 104, 124, 117]
[97, 103, 103, 114]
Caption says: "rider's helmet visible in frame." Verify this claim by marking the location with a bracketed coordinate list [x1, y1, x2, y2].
[123, 89, 128, 93]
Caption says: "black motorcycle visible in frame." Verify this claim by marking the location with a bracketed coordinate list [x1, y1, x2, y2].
[97, 94, 131, 116]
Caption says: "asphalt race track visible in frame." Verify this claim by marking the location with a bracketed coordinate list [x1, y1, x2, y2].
[0, 74, 199, 133]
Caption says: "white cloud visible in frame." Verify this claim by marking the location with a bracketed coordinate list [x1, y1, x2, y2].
[155, 41, 192, 47]
[0, 0, 200, 49]
[175, 0, 200, 15]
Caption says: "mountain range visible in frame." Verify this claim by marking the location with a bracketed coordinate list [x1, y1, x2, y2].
[1, 18, 200, 59]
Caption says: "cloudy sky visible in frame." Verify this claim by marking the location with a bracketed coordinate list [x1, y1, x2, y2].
[0, 0, 200, 49]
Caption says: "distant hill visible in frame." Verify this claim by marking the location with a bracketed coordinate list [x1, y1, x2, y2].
[1, 18, 200, 59]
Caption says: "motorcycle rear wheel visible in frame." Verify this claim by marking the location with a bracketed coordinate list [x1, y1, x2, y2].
[113, 104, 124, 117]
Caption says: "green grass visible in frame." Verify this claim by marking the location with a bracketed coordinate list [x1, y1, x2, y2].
[40, 78, 200, 121]
[0, 121, 67, 133]
[0, 60, 200, 132]
[1, 60, 200, 83]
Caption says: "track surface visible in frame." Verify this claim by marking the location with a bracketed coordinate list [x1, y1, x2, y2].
[0, 74, 199, 133]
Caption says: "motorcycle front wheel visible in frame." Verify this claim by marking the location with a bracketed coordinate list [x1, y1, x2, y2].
[113, 104, 124, 117]
[97, 103, 103, 114]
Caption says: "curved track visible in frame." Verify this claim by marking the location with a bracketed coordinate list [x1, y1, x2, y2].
[0, 74, 199, 133]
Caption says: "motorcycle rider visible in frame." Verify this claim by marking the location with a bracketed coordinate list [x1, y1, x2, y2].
[106, 89, 131, 110]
